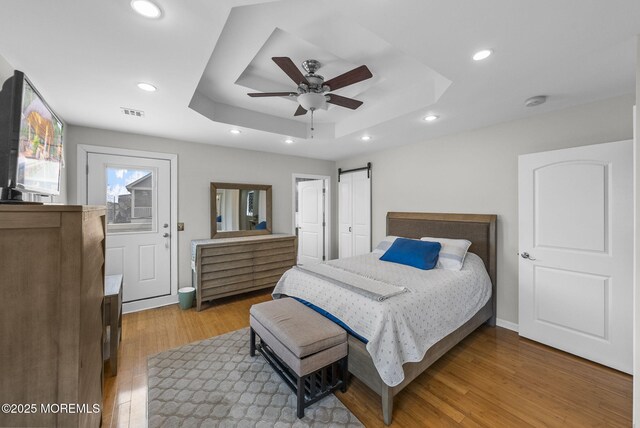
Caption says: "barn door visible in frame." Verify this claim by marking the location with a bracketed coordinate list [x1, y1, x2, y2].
[339, 168, 371, 258]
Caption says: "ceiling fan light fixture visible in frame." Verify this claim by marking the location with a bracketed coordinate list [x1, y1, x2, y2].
[131, 0, 163, 19]
[297, 92, 326, 111]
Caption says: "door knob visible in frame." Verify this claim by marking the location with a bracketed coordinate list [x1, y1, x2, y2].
[163, 233, 170, 238]
[348, 226, 352, 232]
[520, 252, 536, 261]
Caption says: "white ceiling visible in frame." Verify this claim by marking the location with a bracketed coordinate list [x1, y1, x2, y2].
[192, 8, 451, 140]
[0, 0, 638, 161]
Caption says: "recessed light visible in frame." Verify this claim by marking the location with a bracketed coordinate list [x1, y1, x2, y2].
[361, 135, 371, 141]
[137, 82, 157, 92]
[131, 0, 162, 19]
[284, 139, 294, 144]
[230, 129, 241, 134]
[472, 49, 493, 61]
[423, 115, 439, 122]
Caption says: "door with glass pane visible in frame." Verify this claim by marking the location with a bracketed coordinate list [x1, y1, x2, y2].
[87, 153, 171, 302]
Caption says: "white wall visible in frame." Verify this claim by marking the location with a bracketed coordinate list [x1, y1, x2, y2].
[633, 34, 639, 428]
[0, 53, 12, 82]
[65, 125, 336, 288]
[337, 94, 635, 325]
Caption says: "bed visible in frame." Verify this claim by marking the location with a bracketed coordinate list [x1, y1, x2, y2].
[274, 212, 497, 425]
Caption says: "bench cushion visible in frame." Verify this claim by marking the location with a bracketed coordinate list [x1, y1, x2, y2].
[251, 314, 347, 376]
[249, 298, 346, 358]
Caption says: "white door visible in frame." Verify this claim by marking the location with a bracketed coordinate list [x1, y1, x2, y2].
[297, 180, 324, 265]
[518, 140, 632, 373]
[339, 174, 353, 258]
[352, 170, 371, 255]
[87, 153, 172, 303]
[339, 170, 371, 258]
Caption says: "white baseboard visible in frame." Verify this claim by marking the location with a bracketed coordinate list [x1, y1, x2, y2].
[496, 318, 519, 332]
[123, 294, 179, 314]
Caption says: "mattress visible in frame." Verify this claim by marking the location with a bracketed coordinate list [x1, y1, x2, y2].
[272, 252, 492, 387]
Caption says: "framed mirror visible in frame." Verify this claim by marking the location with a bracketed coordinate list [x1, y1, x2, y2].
[210, 182, 272, 238]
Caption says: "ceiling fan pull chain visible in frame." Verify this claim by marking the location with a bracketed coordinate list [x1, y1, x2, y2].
[310, 109, 315, 139]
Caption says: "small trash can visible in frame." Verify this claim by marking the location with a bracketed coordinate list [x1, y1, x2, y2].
[178, 287, 195, 310]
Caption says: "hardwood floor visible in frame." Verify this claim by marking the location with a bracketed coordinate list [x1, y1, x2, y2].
[103, 290, 632, 427]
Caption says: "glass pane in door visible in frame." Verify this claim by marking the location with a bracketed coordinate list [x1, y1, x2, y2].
[105, 167, 154, 233]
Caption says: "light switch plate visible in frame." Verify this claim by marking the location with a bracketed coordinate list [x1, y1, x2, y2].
[177, 222, 184, 231]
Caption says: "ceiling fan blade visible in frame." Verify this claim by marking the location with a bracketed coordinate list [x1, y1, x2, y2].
[324, 65, 372, 91]
[272, 57, 309, 86]
[326, 94, 363, 110]
[294, 105, 307, 116]
[247, 92, 297, 97]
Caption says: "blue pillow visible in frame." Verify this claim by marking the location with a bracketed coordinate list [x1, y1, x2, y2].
[379, 238, 441, 270]
[255, 221, 267, 230]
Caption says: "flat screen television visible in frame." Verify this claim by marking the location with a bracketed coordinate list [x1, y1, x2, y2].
[0, 70, 64, 203]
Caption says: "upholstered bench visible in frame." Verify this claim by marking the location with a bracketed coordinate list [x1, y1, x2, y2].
[249, 297, 348, 418]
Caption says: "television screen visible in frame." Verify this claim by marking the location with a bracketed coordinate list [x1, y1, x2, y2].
[16, 77, 63, 196]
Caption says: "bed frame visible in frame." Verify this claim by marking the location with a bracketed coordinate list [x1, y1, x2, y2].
[348, 212, 497, 425]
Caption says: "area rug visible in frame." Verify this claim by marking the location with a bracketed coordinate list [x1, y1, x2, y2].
[148, 328, 363, 427]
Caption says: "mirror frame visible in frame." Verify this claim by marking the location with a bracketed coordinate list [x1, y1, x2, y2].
[210, 182, 272, 238]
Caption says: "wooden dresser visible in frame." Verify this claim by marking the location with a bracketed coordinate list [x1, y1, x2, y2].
[0, 205, 105, 428]
[192, 234, 297, 311]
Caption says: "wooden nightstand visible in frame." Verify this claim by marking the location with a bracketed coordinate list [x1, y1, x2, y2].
[104, 274, 123, 376]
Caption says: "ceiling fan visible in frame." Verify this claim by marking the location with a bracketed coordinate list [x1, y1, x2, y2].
[247, 57, 373, 118]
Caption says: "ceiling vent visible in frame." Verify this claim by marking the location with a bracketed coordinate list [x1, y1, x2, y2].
[121, 107, 145, 117]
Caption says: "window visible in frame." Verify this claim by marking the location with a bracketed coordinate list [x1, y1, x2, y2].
[105, 167, 154, 233]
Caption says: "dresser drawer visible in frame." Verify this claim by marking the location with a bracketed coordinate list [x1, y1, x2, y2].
[193, 235, 297, 311]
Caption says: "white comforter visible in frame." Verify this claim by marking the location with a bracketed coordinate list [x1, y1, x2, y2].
[272, 252, 492, 387]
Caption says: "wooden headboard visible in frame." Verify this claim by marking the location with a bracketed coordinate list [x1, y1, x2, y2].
[387, 212, 497, 320]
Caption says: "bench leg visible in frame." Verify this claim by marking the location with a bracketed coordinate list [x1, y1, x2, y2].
[296, 376, 305, 418]
[340, 357, 348, 393]
[249, 328, 256, 357]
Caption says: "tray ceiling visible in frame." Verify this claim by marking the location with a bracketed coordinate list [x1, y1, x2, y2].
[0, 0, 638, 160]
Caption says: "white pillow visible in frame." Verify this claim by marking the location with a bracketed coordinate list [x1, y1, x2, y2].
[372, 236, 399, 254]
[373, 236, 431, 255]
[420, 237, 472, 271]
